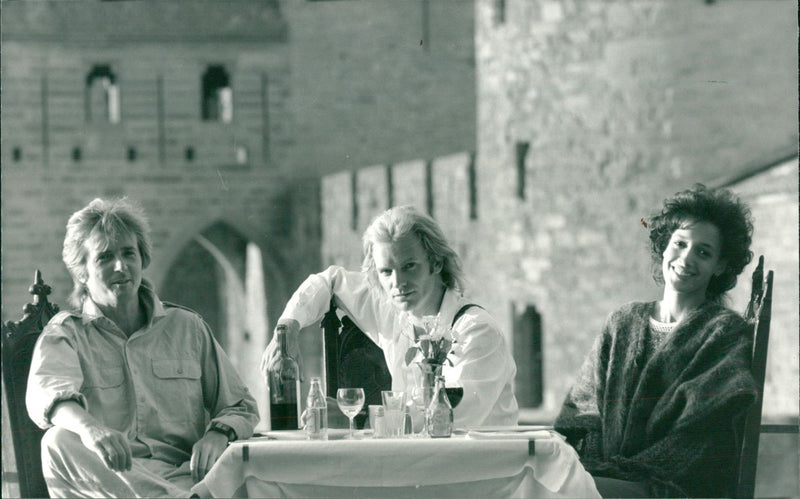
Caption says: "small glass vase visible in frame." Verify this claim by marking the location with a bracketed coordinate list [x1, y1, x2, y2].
[417, 362, 443, 395]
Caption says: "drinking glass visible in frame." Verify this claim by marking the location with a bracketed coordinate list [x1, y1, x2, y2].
[368, 405, 386, 438]
[381, 390, 407, 438]
[444, 379, 464, 409]
[336, 388, 365, 439]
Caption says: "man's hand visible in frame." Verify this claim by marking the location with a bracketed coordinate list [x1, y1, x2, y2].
[79, 423, 133, 472]
[50, 400, 132, 472]
[260, 319, 305, 381]
[190, 431, 228, 483]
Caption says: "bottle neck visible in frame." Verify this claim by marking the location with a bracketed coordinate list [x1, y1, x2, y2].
[277, 328, 289, 356]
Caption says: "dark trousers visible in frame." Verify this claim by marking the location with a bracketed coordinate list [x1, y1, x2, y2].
[592, 476, 649, 498]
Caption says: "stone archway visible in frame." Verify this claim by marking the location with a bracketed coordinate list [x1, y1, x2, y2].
[160, 221, 270, 430]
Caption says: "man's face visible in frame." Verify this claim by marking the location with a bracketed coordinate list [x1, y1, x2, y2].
[373, 235, 444, 318]
[83, 231, 143, 311]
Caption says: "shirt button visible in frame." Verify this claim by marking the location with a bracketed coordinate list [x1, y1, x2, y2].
[177, 368, 184, 374]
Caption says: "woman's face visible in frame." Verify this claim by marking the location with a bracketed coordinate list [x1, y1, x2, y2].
[373, 234, 444, 319]
[661, 221, 726, 299]
[82, 231, 142, 311]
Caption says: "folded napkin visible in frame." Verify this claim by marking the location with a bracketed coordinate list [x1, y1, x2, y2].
[465, 429, 555, 440]
[262, 429, 355, 440]
[463, 425, 553, 432]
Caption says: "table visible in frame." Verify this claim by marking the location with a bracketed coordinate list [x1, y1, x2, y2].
[192, 429, 600, 498]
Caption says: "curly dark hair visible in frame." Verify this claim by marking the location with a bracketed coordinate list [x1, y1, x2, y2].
[648, 184, 754, 301]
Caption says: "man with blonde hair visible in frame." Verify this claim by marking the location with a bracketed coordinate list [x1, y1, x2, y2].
[27, 197, 259, 497]
[262, 205, 518, 427]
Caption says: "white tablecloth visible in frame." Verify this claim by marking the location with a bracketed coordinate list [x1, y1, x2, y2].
[193, 429, 600, 498]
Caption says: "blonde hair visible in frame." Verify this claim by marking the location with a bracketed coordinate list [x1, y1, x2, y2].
[361, 206, 465, 292]
[62, 197, 152, 307]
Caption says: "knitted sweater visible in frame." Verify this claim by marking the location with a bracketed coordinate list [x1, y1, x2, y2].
[555, 301, 757, 497]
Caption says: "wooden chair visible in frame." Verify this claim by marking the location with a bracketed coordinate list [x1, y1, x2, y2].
[321, 300, 392, 428]
[2, 270, 58, 498]
[734, 255, 792, 499]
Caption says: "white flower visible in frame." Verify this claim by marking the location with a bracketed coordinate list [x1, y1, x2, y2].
[421, 314, 437, 331]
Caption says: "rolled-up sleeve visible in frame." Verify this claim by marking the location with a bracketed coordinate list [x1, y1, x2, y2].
[196, 316, 259, 441]
[26, 321, 88, 429]
[280, 265, 393, 341]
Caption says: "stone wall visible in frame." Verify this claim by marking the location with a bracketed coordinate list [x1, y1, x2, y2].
[0, 34, 312, 330]
[319, 0, 797, 421]
[1, 0, 477, 326]
[727, 159, 800, 417]
[472, 0, 797, 419]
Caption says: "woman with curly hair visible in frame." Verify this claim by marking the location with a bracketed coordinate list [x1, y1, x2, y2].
[555, 184, 758, 498]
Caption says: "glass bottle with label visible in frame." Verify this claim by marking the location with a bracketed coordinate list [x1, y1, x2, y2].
[426, 375, 453, 438]
[305, 377, 328, 440]
[268, 325, 301, 430]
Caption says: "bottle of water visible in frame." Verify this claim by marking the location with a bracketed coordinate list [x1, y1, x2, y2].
[305, 377, 328, 440]
[268, 325, 301, 430]
[426, 375, 453, 438]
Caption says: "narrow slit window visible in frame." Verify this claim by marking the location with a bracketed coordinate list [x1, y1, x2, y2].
[351, 171, 358, 231]
[386, 164, 394, 208]
[495, 0, 506, 25]
[202, 65, 233, 123]
[468, 152, 478, 220]
[86, 65, 120, 124]
[512, 304, 543, 407]
[516, 142, 530, 200]
[425, 160, 434, 216]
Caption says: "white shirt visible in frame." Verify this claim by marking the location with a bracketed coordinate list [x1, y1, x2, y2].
[280, 266, 519, 427]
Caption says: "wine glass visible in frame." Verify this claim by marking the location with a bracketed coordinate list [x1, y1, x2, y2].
[336, 388, 365, 439]
[444, 379, 464, 409]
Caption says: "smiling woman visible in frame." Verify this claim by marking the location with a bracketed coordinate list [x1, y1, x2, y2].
[555, 184, 758, 498]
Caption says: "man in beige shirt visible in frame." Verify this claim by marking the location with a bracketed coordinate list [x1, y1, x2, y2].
[27, 197, 258, 498]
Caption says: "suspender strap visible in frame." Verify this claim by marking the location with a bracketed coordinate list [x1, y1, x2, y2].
[451, 304, 482, 327]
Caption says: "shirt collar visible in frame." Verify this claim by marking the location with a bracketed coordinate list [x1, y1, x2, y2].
[402, 287, 464, 332]
[81, 279, 166, 326]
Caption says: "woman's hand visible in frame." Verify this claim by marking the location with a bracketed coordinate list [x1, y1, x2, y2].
[260, 319, 305, 381]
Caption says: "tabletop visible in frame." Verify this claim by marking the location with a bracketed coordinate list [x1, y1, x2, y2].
[192, 428, 600, 498]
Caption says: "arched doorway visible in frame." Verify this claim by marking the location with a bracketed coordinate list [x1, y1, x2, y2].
[160, 222, 269, 431]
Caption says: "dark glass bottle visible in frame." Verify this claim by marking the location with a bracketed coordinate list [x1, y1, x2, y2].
[426, 375, 453, 438]
[268, 326, 301, 430]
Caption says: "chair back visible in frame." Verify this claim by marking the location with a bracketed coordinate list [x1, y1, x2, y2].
[321, 300, 392, 427]
[2, 270, 59, 498]
[735, 255, 773, 499]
